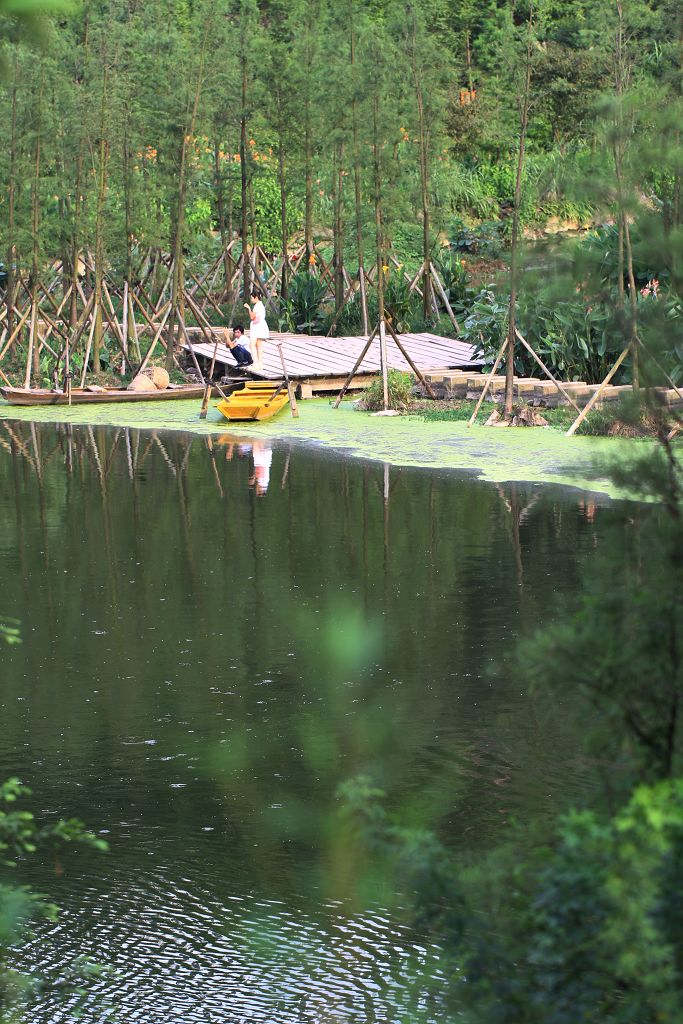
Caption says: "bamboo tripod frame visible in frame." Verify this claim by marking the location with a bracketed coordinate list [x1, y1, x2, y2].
[332, 316, 438, 410]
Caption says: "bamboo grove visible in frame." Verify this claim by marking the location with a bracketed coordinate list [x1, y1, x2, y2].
[0, 0, 681, 390]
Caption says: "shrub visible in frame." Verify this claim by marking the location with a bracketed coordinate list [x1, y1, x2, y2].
[356, 370, 414, 412]
[277, 271, 328, 334]
[449, 218, 506, 259]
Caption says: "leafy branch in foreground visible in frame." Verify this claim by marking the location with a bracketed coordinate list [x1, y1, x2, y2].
[340, 774, 683, 1024]
[0, 777, 108, 1017]
[340, 432, 683, 1021]
[0, 619, 21, 646]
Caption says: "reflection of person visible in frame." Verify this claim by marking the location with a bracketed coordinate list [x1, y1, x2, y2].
[244, 289, 269, 371]
[249, 440, 272, 497]
[223, 326, 253, 369]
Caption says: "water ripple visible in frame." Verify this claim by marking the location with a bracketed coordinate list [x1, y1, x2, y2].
[17, 867, 447, 1024]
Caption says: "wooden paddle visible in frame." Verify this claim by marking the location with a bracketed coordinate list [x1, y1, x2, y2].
[277, 343, 299, 419]
[261, 380, 287, 408]
[199, 331, 220, 419]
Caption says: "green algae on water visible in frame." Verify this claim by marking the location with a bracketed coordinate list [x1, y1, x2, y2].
[0, 397, 657, 498]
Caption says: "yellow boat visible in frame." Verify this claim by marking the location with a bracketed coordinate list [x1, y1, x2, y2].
[216, 381, 290, 422]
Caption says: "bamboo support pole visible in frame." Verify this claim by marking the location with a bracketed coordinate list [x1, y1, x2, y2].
[635, 334, 683, 405]
[176, 310, 205, 383]
[121, 280, 129, 375]
[430, 266, 460, 333]
[566, 344, 630, 436]
[101, 281, 125, 346]
[333, 323, 379, 409]
[514, 329, 581, 413]
[187, 268, 226, 321]
[183, 289, 219, 341]
[379, 320, 389, 410]
[188, 253, 222, 297]
[407, 260, 425, 297]
[199, 331, 220, 419]
[0, 303, 32, 365]
[384, 319, 438, 400]
[277, 343, 299, 419]
[25, 298, 37, 388]
[359, 265, 369, 336]
[98, 295, 130, 366]
[136, 305, 172, 376]
[467, 334, 509, 426]
[130, 290, 170, 340]
[79, 307, 98, 388]
[128, 290, 141, 362]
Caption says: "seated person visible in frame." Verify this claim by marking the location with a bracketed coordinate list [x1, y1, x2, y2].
[223, 325, 253, 367]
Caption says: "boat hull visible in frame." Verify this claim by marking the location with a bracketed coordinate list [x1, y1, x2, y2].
[0, 384, 211, 406]
[216, 382, 289, 422]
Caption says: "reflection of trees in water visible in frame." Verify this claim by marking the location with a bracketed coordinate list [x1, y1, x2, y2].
[0, 420, 613, 894]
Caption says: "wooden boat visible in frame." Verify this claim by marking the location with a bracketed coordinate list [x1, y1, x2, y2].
[216, 381, 290, 422]
[0, 383, 212, 406]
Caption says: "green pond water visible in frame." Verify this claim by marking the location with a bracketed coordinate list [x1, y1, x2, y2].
[0, 416, 635, 1022]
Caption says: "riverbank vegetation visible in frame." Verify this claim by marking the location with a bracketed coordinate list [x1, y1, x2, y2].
[0, 0, 680, 395]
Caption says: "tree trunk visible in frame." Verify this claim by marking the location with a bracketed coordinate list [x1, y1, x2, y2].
[166, 127, 188, 372]
[304, 97, 313, 262]
[372, 92, 388, 411]
[165, 9, 212, 370]
[70, 149, 83, 328]
[213, 138, 232, 302]
[505, 2, 534, 417]
[466, 30, 474, 93]
[350, 7, 368, 334]
[240, 64, 250, 303]
[30, 73, 44, 383]
[6, 51, 19, 340]
[123, 119, 133, 283]
[276, 87, 289, 300]
[612, 0, 639, 387]
[332, 143, 345, 312]
[93, 65, 109, 375]
[408, 17, 432, 322]
[248, 175, 258, 274]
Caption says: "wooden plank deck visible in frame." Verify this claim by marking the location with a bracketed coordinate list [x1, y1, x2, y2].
[183, 329, 482, 385]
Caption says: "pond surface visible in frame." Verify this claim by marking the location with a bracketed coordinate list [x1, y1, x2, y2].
[0, 420, 619, 1022]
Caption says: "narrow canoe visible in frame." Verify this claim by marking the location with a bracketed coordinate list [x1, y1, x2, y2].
[0, 384, 211, 406]
[216, 382, 290, 422]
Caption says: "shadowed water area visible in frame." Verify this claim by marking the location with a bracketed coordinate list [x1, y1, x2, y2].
[0, 420, 627, 1022]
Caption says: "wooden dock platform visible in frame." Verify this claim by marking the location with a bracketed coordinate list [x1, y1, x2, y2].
[183, 329, 483, 394]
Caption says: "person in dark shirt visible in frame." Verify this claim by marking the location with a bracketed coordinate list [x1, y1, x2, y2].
[223, 325, 253, 368]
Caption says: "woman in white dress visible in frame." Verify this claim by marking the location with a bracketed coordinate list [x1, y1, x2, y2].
[244, 289, 269, 370]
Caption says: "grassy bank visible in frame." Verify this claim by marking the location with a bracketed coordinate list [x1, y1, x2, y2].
[413, 398, 675, 438]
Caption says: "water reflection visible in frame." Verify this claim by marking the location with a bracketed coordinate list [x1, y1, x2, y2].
[0, 419, 614, 1023]
[214, 435, 274, 496]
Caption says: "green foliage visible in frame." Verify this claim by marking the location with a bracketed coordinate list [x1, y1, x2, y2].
[432, 249, 470, 305]
[449, 218, 506, 259]
[0, 777, 108, 1016]
[356, 370, 413, 412]
[0, 618, 20, 646]
[339, 773, 683, 1023]
[277, 270, 327, 333]
[457, 222, 683, 384]
[384, 275, 422, 333]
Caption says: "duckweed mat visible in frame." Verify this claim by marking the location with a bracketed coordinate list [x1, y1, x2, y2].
[0, 396, 656, 497]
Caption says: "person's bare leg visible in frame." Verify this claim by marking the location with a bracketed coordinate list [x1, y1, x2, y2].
[254, 339, 263, 370]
